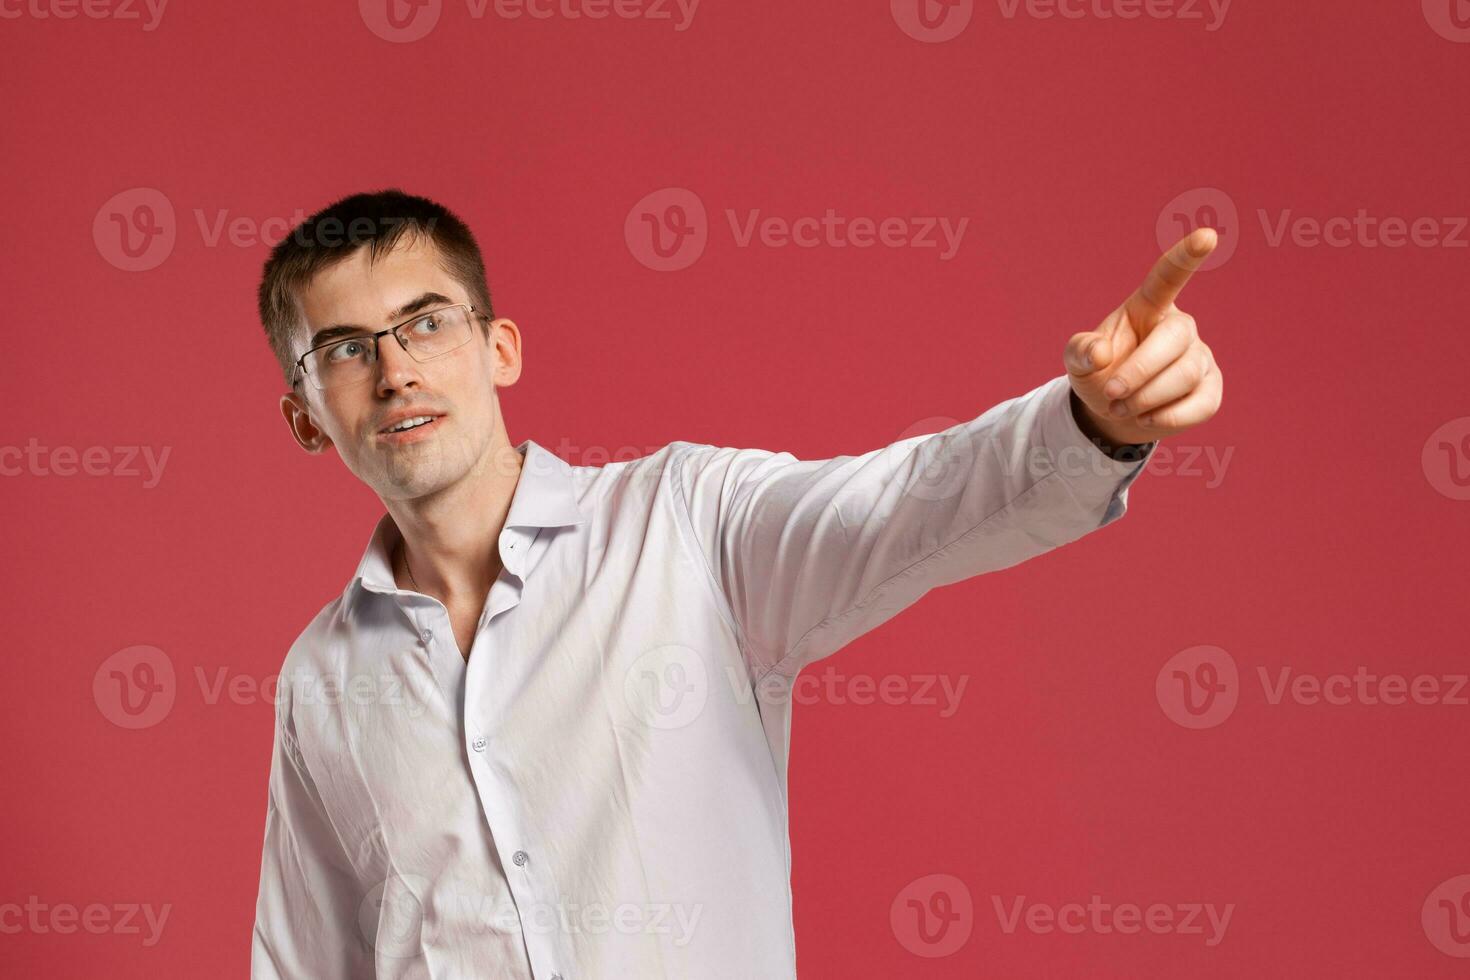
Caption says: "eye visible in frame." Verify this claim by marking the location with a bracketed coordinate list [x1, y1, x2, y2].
[408, 314, 442, 336]
[324, 339, 368, 364]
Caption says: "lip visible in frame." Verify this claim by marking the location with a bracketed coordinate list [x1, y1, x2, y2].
[377, 411, 446, 442]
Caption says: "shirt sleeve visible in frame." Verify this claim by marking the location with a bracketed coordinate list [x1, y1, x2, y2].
[251, 691, 372, 979]
[671, 373, 1155, 682]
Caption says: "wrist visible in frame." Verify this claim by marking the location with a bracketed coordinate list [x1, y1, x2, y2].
[1069, 389, 1151, 460]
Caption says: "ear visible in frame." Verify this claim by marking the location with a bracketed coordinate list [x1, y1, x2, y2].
[280, 387, 334, 454]
[487, 317, 523, 388]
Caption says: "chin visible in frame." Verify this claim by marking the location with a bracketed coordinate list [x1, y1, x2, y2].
[380, 440, 483, 494]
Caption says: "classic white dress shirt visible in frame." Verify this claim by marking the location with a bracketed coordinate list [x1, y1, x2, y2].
[251, 373, 1154, 979]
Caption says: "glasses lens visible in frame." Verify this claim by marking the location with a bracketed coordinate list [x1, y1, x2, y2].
[399, 306, 473, 362]
[304, 306, 475, 390]
[306, 335, 376, 390]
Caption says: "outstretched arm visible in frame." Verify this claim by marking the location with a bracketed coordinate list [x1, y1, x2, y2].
[672, 230, 1224, 683]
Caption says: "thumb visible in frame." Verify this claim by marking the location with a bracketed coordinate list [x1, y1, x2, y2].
[1063, 329, 1115, 378]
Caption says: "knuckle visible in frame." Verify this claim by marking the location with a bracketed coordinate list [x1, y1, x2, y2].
[1185, 351, 1207, 386]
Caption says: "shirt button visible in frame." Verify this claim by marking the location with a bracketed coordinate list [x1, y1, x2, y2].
[512, 850, 529, 867]
[420, 628, 433, 644]
[471, 736, 487, 752]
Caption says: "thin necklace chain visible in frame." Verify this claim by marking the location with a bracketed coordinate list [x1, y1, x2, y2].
[401, 541, 420, 592]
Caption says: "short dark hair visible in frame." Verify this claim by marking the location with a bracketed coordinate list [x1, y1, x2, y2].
[257, 188, 495, 385]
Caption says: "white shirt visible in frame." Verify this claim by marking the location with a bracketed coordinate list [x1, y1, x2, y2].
[251, 373, 1153, 979]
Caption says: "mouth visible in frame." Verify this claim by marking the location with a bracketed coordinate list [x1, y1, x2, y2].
[378, 413, 445, 443]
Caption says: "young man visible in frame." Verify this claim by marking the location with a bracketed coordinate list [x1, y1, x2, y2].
[251, 189, 1221, 979]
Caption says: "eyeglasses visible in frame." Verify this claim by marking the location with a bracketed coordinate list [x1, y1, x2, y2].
[292, 304, 489, 391]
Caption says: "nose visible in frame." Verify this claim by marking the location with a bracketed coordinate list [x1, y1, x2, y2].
[373, 332, 425, 397]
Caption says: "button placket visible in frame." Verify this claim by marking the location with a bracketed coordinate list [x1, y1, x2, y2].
[463, 526, 569, 977]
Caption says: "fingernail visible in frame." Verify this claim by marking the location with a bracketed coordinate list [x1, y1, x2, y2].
[1104, 378, 1127, 398]
[1139, 415, 1154, 427]
[1109, 401, 1129, 418]
[1082, 341, 1096, 370]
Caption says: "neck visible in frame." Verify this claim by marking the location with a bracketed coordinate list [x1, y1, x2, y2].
[386, 439, 525, 601]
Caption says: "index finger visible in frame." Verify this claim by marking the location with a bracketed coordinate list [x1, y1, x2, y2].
[1133, 227, 1218, 315]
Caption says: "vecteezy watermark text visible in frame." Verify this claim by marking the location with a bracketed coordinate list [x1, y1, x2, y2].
[0, 897, 170, 947]
[1157, 646, 1470, 730]
[625, 188, 970, 271]
[0, 0, 167, 31]
[991, 894, 1233, 947]
[888, 874, 1235, 957]
[359, 0, 700, 43]
[1158, 187, 1469, 271]
[1, 440, 170, 487]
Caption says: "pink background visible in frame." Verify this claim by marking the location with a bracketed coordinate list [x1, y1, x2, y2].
[4, 0, 1469, 975]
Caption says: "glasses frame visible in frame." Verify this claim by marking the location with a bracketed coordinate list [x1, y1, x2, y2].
[291, 303, 492, 390]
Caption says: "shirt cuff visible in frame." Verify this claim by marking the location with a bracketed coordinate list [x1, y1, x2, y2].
[1037, 375, 1156, 523]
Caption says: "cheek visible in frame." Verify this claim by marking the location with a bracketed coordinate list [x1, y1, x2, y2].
[315, 397, 373, 449]
[452, 351, 501, 408]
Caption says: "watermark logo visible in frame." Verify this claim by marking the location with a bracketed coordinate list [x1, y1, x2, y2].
[626, 187, 970, 270]
[358, 875, 702, 953]
[626, 187, 708, 271]
[360, 0, 442, 42]
[1160, 187, 1468, 267]
[891, 873, 974, 957]
[358, 873, 431, 958]
[360, 0, 698, 40]
[894, 0, 1228, 41]
[92, 645, 176, 730]
[912, 427, 1235, 495]
[1156, 644, 1238, 729]
[94, 191, 415, 271]
[891, 0, 975, 43]
[623, 644, 709, 729]
[1423, 0, 1470, 42]
[92, 648, 435, 729]
[890, 417, 977, 502]
[1157, 188, 1239, 271]
[194, 665, 435, 717]
[1424, 875, 1470, 957]
[94, 188, 175, 272]
[891, 875, 1235, 955]
[1159, 650, 1469, 727]
[1423, 417, 1470, 500]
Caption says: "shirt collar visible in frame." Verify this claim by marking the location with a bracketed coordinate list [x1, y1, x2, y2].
[341, 438, 586, 615]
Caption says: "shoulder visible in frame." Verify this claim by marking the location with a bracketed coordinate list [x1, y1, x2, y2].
[273, 595, 351, 719]
[562, 440, 718, 504]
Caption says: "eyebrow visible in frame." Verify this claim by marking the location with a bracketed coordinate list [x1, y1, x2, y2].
[306, 292, 458, 349]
